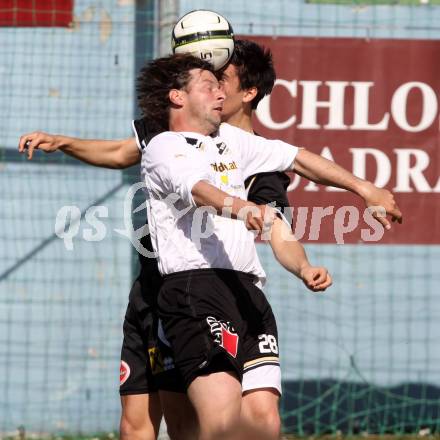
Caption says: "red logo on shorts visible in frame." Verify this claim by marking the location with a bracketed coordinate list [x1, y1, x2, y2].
[119, 360, 131, 386]
[206, 316, 239, 358]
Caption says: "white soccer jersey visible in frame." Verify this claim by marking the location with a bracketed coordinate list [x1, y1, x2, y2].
[134, 122, 298, 285]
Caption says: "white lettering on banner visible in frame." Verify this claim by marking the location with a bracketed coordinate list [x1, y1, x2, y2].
[257, 79, 297, 130]
[393, 149, 433, 193]
[298, 81, 349, 130]
[391, 82, 438, 132]
[256, 80, 439, 132]
[350, 148, 392, 188]
[351, 82, 390, 130]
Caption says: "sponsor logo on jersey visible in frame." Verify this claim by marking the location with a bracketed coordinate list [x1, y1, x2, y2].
[148, 345, 176, 374]
[206, 316, 239, 358]
[210, 161, 237, 173]
[216, 142, 228, 155]
[163, 356, 175, 371]
[119, 360, 131, 386]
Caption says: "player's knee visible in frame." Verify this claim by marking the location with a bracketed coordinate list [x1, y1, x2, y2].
[258, 409, 281, 439]
[120, 413, 156, 440]
[244, 402, 281, 439]
[120, 394, 162, 440]
[201, 411, 241, 440]
[119, 417, 138, 440]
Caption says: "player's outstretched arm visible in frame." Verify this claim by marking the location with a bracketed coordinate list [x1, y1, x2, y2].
[268, 217, 332, 292]
[293, 149, 403, 230]
[231, 126, 401, 231]
[18, 132, 140, 169]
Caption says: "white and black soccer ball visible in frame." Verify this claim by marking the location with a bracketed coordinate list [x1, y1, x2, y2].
[171, 10, 234, 71]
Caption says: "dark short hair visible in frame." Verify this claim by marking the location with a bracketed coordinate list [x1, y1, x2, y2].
[137, 53, 215, 131]
[226, 39, 276, 109]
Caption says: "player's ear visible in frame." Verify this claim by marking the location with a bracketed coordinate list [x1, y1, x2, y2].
[242, 87, 258, 104]
[169, 89, 185, 106]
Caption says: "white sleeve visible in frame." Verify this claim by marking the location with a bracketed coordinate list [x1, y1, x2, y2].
[143, 132, 213, 207]
[221, 124, 298, 181]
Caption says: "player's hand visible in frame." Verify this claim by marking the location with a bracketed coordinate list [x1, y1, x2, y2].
[360, 182, 403, 230]
[244, 204, 277, 235]
[299, 265, 332, 292]
[18, 131, 61, 160]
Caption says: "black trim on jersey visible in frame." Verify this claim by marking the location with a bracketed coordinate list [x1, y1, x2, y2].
[243, 361, 280, 373]
[133, 118, 158, 150]
[172, 28, 234, 50]
[133, 118, 161, 269]
[184, 137, 199, 146]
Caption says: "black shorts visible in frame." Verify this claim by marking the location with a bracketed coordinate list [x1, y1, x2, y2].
[119, 265, 163, 395]
[156, 268, 280, 391]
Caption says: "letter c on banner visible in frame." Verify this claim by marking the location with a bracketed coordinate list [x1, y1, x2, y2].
[255, 79, 297, 130]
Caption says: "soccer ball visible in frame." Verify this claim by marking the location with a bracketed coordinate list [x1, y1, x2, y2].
[171, 10, 234, 71]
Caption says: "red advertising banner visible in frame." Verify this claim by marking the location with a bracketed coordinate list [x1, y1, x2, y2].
[0, 0, 73, 27]
[246, 36, 440, 244]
